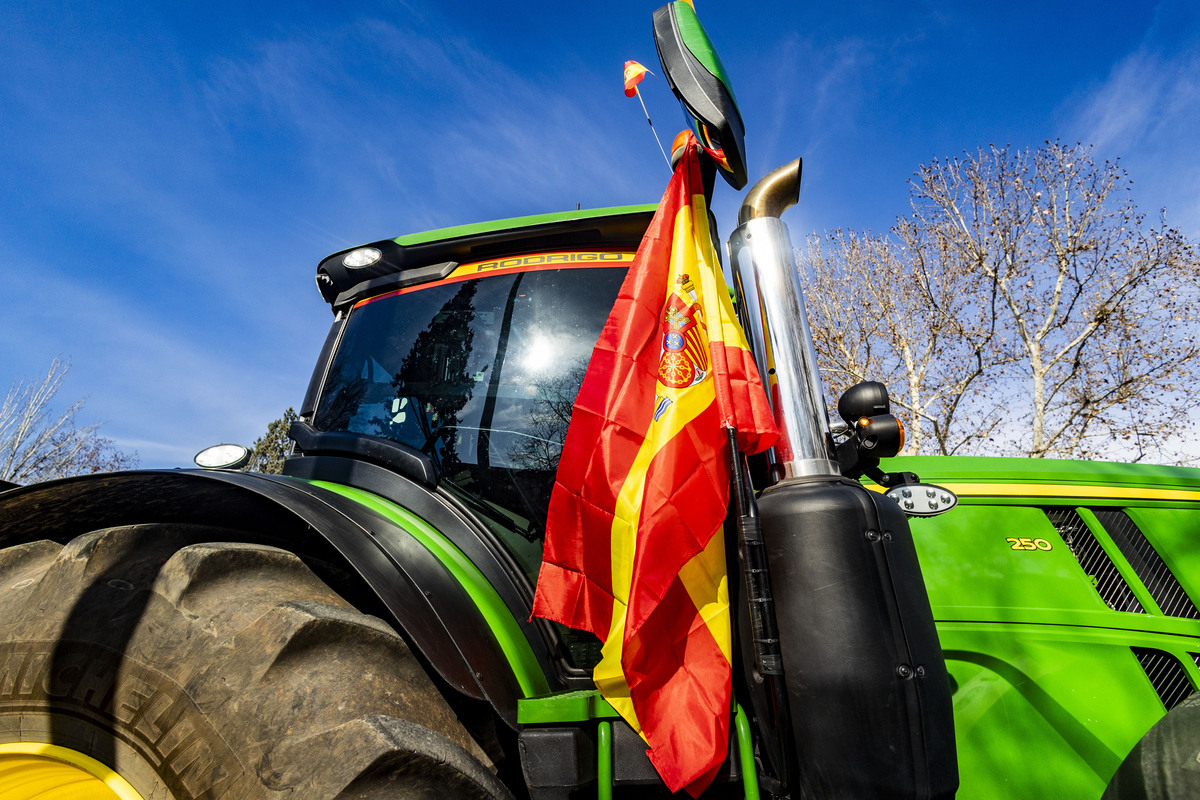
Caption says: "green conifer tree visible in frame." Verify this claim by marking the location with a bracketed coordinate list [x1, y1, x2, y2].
[244, 407, 298, 474]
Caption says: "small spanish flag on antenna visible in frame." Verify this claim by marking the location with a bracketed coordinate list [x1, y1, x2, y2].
[623, 60, 651, 97]
[623, 61, 669, 167]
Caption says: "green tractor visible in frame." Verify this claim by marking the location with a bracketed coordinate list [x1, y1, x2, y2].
[0, 3, 1197, 798]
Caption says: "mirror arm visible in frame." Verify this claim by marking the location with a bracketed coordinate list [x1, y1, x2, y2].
[866, 467, 922, 488]
[700, 155, 717, 205]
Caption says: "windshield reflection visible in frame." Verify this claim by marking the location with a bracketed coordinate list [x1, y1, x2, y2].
[313, 265, 626, 579]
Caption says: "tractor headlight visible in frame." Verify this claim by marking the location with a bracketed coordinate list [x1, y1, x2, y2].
[343, 247, 382, 269]
[194, 443, 252, 470]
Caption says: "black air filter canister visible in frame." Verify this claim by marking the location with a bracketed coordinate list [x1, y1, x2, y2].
[757, 476, 957, 799]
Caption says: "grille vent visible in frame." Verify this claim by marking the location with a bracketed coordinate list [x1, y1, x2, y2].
[1133, 648, 1195, 710]
[1046, 508, 1143, 613]
[1093, 509, 1200, 620]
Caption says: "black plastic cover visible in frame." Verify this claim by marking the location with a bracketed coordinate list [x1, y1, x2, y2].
[288, 419, 437, 487]
[756, 476, 958, 799]
[652, 2, 748, 189]
[518, 718, 742, 799]
[331, 261, 458, 313]
[315, 208, 655, 309]
[519, 727, 597, 800]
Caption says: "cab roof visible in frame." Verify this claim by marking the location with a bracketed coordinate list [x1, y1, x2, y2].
[316, 204, 656, 312]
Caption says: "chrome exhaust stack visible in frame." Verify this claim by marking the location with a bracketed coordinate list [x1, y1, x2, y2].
[728, 158, 839, 480]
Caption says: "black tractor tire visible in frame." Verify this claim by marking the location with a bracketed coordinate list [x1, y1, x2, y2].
[1104, 693, 1200, 799]
[0, 523, 513, 800]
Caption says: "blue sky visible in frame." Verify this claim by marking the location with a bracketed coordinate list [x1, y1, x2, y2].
[1, 0, 1197, 469]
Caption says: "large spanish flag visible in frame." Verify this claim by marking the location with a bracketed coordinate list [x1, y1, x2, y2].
[533, 134, 777, 796]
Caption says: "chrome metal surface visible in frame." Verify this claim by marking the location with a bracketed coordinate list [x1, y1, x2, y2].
[730, 214, 838, 479]
[738, 158, 802, 226]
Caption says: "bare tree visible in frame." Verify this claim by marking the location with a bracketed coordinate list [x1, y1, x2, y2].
[803, 141, 1200, 461]
[803, 228, 1009, 455]
[0, 358, 139, 484]
[507, 359, 588, 470]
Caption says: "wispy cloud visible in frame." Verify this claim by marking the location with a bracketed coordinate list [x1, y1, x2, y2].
[1062, 17, 1200, 237]
[199, 14, 654, 234]
[0, 264, 321, 468]
[1, 3, 673, 470]
[7, 0, 1194, 474]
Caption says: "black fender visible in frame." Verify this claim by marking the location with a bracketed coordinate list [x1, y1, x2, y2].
[0, 468, 547, 727]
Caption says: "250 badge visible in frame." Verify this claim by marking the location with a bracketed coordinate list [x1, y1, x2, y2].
[1007, 537, 1053, 551]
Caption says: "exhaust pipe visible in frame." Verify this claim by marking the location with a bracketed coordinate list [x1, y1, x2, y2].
[738, 158, 802, 225]
[729, 158, 839, 480]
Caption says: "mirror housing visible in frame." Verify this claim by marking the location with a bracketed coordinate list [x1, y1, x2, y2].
[653, 1, 748, 189]
[838, 380, 890, 424]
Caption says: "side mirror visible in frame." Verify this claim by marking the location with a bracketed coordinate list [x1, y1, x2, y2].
[834, 381, 905, 477]
[653, 1, 747, 189]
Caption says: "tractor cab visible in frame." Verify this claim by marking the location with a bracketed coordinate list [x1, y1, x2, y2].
[289, 207, 655, 584]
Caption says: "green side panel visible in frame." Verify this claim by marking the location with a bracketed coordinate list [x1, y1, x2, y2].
[912, 505, 1110, 620]
[895, 456, 1200, 797]
[394, 205, 658, 247]
[307, 479, 551, 697]
[883, 455, 1200, 491]
[908, 493, 1200, 633]
[907, 502, 1200, 632]
[942, 623, 1182, 797]
[670, 1, 738, 106]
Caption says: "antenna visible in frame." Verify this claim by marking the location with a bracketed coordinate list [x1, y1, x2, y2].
[624, 61, 671, 169]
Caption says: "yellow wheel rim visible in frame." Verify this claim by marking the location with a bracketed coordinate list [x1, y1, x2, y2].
[0, 743, 144, 800]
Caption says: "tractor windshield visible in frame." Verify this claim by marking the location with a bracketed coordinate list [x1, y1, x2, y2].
[312, 262, 627, 579]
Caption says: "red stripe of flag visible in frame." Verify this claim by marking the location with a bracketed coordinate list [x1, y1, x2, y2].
[627, 574, 731, 792]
